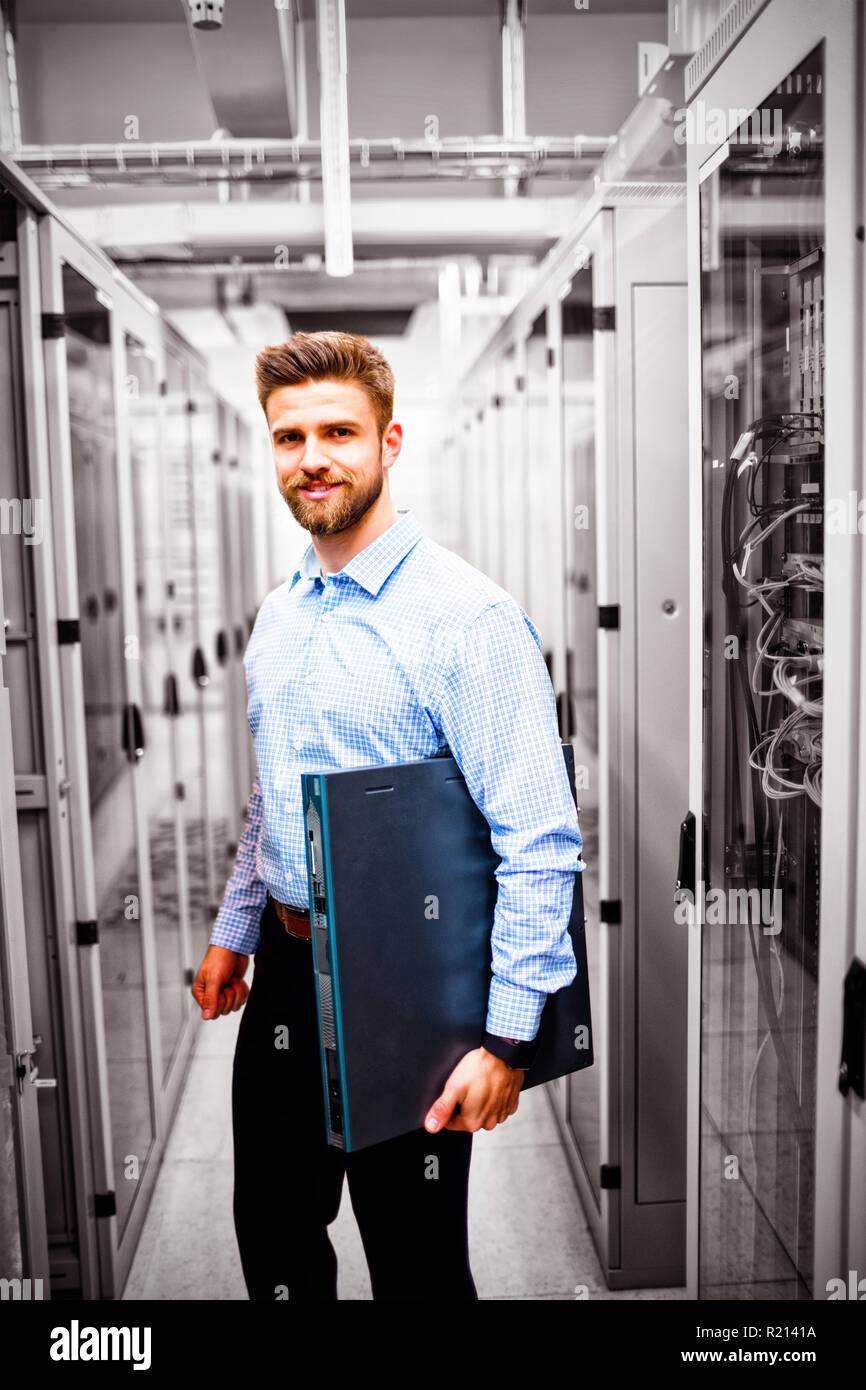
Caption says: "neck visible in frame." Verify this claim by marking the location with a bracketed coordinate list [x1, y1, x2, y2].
[311, 489, 399, 574]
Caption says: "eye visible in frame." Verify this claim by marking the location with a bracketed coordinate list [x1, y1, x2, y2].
[332, 427, 352, 436]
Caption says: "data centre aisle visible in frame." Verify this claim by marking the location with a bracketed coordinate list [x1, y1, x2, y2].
[121, 986, 688, 1303]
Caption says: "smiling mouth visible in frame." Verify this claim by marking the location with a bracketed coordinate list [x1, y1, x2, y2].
[297, 482, 343, 498]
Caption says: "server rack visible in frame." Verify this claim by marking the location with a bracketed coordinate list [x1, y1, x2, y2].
[450, 136, 691, 1283]
[0, 156, 270, 1297]
[683, 0, 864, 1300]
[36, 212, 190, 1296]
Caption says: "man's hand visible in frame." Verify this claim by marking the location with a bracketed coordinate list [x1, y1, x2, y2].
[424, 1047, 524, 1134]
[191, 945, 250, 1020]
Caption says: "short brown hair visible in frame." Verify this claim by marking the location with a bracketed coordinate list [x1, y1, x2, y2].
[255, 330, 395, 440]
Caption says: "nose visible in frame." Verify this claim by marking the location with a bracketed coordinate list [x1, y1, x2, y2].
[299, 435, 330, 472]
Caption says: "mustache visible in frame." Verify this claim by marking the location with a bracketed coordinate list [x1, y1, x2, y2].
[290, 477, 346, 491]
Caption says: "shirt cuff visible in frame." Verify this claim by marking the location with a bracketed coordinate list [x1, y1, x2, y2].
[209, 919, 262, 955]
[485, 975, 548, 1040]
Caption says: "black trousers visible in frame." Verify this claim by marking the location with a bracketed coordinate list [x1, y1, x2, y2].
[231, 894, 478, 1301]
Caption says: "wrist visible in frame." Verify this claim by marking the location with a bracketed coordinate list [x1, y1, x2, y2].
[480, 1030, 539, 1071]
[479, 1046, 511, 1070]
[208, 944, 245, 968]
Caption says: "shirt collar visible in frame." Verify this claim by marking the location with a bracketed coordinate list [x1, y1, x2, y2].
[290, 508, 423, 597]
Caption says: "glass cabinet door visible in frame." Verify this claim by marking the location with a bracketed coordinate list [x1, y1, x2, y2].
[126, 333, 187, 1087]
[162, 341, 212, 965]
[465, 402, 484, 575]
[189, 362, 233, 905]
[559, 268, 601, 1205]
[231, 421, 259, 804]
[62, 263, 156, 1242]
[216, 405, 247, 831]
[698, 45, 824, 1299]
[474, 367, 496, 581]
[525, 315, 554, 660]
[498, 344, 525, 611]
[486, 360, 505, 591]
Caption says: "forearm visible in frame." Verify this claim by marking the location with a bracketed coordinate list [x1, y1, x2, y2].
[429, 598, 585, 1042]
[209, 775, 269, 954]
[485, 863, 581, 1038]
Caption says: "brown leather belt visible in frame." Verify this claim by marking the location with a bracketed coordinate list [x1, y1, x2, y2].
[272, 897, 312, 940]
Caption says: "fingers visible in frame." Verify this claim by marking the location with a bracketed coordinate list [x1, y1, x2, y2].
[202, 972, 223, 1019]
[216, 976, 249, 1016]
[446, 1104, 501, 1133]
[191, 969, 217, 1020]
[449, 1081, 522, 1133]
[481, 1102, 513, 1131]
[229, 979, 249, 1012]
[424, 1079, 463, 1133]
[215, 987, 231, 1017]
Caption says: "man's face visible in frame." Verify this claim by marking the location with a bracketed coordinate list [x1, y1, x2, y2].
[266, 377, 391, 537]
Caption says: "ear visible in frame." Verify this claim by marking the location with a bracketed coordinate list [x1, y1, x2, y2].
[382, 420, 403, 471]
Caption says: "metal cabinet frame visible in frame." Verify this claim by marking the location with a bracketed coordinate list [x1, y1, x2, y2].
[0, 230, 51, 1284]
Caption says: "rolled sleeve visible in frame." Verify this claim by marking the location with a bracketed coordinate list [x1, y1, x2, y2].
[209, 775, 269, 955]
[431, 600, 584, 1039]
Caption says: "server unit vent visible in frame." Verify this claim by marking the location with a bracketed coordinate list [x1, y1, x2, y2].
[602, 181, 686, 204]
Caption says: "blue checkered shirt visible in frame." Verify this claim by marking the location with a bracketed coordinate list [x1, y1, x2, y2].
[209, 507, 585, 1038]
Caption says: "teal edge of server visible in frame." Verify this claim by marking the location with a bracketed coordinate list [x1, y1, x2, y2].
[304, 773, 352, 1152]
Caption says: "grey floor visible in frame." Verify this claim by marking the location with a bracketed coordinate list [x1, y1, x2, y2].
[122, 1007, 688, 1302]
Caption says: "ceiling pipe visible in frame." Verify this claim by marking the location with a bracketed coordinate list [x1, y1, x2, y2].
[500, 0, 527, 199]
[129, 255, 511, 277]
[274, 0, 312, 208]
[275, 0, 301, 138]
[15, 134, 613, 187]
[316, 0, 353, 276]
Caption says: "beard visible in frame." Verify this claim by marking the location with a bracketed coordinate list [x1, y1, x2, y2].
[281, 457, 384, 537]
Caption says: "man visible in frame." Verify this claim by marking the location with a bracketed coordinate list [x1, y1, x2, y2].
[191, 330, 583, 1301]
